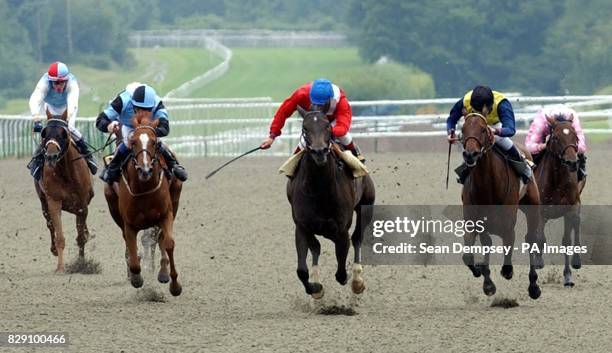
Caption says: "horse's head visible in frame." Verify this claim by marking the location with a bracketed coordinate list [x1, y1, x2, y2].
[461, 112, 494, 167]
[41, 109, 70, 167]
[297, 105, 332, 166]
[130, 109, 160, 181]
[546, 115, 578, 172]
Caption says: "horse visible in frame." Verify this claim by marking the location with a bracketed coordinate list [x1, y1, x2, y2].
[287, 106, 375, 298]
[34, 109, 94, 272]
[534, 116, 586, 286]
[103, 110, 183, 296]
[460, 111, 542, 299]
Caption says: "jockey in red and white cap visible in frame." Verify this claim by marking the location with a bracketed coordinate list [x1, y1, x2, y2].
[27, 61, 98, 180]
[525, 105, 587, 180]
[260, 78, 364, 161]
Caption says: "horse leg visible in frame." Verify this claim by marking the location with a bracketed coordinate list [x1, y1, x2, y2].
[478, 232, 496, 296]
[75, 208, 89, 258]
[36, 187, 57, 256]
[334, 231, 350, 286]
[500, 230, 515, 280]
[526, 226, 542, 300]
[103, 183, 123, 229]
[534, 217, 547, 269]
[157, 228, 170, 284]
[569, 209, 582, 270]
[462, 231, 481, 277]
[46, 199, 65, 273]
[523, 182, 545, 269]
[124, 225, 143, 288]
[161, 216, 181, 296]
[562, 215, 574, 287]
[306, 235, 323, 299]
[295, 226, 323, 297]
[350, 205, 368, 294]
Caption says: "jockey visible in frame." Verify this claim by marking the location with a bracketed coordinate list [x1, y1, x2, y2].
[525, 105, 587, 180]
[260, 78, 364, 161]
[447, 85, 532, 184]
[27, 61, 98, 179]
[95, 83, 188, 184]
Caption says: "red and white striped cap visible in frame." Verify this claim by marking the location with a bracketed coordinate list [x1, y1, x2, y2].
[47, 61, 69, 81]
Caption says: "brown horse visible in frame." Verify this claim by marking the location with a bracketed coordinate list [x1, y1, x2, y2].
[103, 110, 183, 296]
[534, 116, 586, 286]
[287, 107, 375, 298]
[460, 112, 542, 299]
[35, 110, 94, 272]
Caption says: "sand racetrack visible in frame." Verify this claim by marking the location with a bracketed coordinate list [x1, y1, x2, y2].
[1, 142, 612, 352]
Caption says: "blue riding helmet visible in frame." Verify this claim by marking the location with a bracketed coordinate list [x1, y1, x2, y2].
[131, 85, 157, 109]
[309, 79, 334, 105]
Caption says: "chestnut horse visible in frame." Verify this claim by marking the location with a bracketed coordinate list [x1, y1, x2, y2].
[103, 110, 183, 296]
[534, 116, 586, 286]
[460, 112, 542, 299]
[35, 110, 94, 272]
[287, 107, 375, 299]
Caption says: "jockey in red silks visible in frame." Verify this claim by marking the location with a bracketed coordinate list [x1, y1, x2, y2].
[525, 105, 587, 180]
[260, 78, 364, 161]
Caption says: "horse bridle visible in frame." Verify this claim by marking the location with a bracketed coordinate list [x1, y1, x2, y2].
[547, 123, 578, 169]
[130, 126, 160, 166]
[461, 112, 494, 155]
[41, 119, 70, 163]
[301, 112, 333, 151]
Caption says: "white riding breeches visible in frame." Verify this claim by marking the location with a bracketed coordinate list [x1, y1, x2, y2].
[492, 122, 513, 151]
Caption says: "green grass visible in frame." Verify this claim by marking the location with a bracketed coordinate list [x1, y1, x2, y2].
[190, 47, 434, 100]
[0, 47, 222, 116]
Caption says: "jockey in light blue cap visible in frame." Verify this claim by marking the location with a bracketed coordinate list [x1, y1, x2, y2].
[95, 83, 188, 184]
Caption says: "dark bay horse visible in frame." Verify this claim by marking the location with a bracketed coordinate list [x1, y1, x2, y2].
[534, 116, 586, 286]
[103, 111, 183, 296]
[287, 106, 375, 298]
[35, 110, 94, 272]
[460, 112, 542, 299]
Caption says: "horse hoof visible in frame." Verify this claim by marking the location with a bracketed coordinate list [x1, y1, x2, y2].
[528, 285, 541, 300]
[157, 272, 170, 284]
[335, 272, 348, 286]
[130, 273, 144, 288]
[469, 266, 481, 278]
[500, 265, 513, 280]
[169, 282, 182, 296]
[311, 287, 324, 300]
[50, 247, 58, 257]
[571, 256, 581, 269]
[483, 282, 496, 296]
[55, 266, 64, 273]
[351, 279, 365, 294]
[564, 281, 575, 288]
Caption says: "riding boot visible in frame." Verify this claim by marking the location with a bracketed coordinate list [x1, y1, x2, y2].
[506, 145, 533, 184]
[346, 141, 366, 163]
[100, 145, 129, 184]
[74, 139, 98, 175]
[27, 145, 45, 181]
[159, 143, 188, 182]
[578, 153, 587, 181]
[454, 162, 471, 184]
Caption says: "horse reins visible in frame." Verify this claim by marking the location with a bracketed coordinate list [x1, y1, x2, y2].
[460, 113, 494, 154]
[130, 126, 160, 166]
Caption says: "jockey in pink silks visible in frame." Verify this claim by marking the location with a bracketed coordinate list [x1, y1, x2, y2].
[525, 105, 587, 180]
